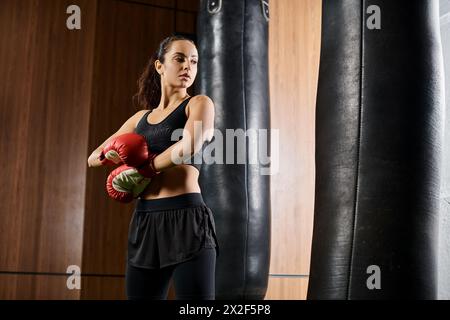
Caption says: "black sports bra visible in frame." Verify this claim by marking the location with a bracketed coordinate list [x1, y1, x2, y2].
[134, 96, 203, 171]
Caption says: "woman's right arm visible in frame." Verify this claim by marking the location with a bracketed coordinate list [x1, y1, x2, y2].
[87, 110, 147, 168]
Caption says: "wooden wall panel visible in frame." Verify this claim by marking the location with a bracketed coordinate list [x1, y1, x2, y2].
[265, 277, 309, 300]
[176, 10, 197, 34]
[80, 276, 126, 300]
[0, 275, 80, 300]
[114, 0, 200, 13]
[0, 0, 97, 299]
[82, 0, 174, 277]
[81, 0, 199, 299]
[267, 0, 322, 299]
[176, 0, 199, 12]
[125, 0, 176, 8]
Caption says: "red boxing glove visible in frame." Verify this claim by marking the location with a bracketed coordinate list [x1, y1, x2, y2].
[135, 153, 160, 179]
[99, 133, 153, 167]
[98, 154, 118, 166]
[106, 164, 152, 203]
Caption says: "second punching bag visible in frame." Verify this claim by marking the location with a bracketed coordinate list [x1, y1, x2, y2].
[196, 0, 271, 299]
[308, 0, 445, 299]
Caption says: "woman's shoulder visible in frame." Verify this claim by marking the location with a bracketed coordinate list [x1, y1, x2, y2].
[132, 109, 151, 129]
[186, 95, 215, 117]
[136, 109, 151, 116]
[189, 94, 214, 104]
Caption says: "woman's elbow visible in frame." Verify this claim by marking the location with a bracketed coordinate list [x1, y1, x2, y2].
[87, 150, 102, 168]
[87, 158, 95, 168]
[193, 136, 211, 155]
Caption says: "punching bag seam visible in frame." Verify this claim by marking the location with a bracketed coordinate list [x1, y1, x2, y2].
[346, 0, 365, 300]
[241, 0, 250, 300]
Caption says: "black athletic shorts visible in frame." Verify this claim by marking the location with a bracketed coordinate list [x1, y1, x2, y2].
[127, 192, 219, 269]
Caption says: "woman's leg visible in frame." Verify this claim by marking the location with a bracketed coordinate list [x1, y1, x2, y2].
[172, 248, 217, 300]
[125, 263, 175, 300]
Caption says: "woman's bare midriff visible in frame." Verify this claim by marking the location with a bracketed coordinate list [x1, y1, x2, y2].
[139, 164, 201, 200]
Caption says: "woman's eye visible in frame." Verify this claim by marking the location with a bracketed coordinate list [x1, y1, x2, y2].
[176, 57, 197, 64]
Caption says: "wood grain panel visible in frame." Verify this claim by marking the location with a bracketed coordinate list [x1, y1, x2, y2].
[120, 0, 176, 8]
[0, 0, 97, 293]
[82, 0, 175, 279]
[80, 276, 127, 300]
[0, 274, 80, 300]
[176, 0, 200, 12]
[268, 0, 322, 298]
[81, 0, 200, 300]
[265, 276, 309, 300]
[176, 10, 197, 35]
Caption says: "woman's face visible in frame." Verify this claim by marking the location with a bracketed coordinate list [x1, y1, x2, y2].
[156, 40, 198, 90]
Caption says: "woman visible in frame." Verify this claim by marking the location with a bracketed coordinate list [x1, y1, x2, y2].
[87, 35, 219, 300]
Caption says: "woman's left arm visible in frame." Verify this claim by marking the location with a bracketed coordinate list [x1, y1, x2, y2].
[152, 95, 215, 172]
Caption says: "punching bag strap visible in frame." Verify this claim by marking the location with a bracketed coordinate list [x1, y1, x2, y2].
[261, 0, 269, 22]
[207, 0, 222, 14]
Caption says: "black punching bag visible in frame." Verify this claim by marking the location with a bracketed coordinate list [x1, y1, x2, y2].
[308, 0, 445, 299]
[196, 0, 271, 299]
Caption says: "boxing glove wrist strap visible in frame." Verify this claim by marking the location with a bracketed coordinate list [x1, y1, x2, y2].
[148, 154, 160, 174]
[98, 151, 116, 166]
[137, 154, 160, 178]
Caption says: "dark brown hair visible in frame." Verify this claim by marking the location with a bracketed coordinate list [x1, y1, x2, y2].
[133, 35, 196, 110]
